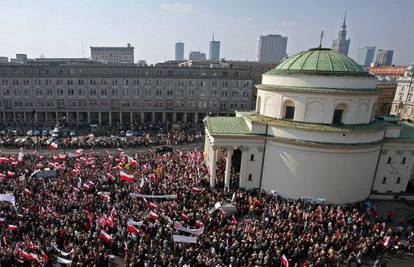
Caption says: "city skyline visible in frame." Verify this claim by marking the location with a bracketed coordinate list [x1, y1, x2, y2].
[0, 0, 413, 64]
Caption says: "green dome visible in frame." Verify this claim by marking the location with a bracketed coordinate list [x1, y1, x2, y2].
[267, 48, 370, 77]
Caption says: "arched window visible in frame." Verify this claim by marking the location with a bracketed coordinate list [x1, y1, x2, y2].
[333, 104, 347, 124]
[256, 96, 262, 113]
[283, 100, 295, 120]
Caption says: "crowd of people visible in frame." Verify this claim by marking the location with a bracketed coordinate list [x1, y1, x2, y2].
[0, 148, 413, 266]
[0, 123, 204, 149]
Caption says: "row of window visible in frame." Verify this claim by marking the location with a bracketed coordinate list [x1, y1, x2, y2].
[381, 177, 401, 184]
[386, 157, 407, 164]
[1, 88, 250, 98]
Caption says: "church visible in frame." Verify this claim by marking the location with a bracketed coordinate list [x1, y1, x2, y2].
[204, 47, 414, 204]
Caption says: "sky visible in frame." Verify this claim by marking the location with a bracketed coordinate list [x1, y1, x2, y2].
[0, 0, 413, 65]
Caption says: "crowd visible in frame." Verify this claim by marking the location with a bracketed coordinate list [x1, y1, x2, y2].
[0, 148, 413, 266]
[0, 123, 204, 149]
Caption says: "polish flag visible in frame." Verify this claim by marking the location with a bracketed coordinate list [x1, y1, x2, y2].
[149, 211, 159, 221]
[23, 188, 33, 196]
[100, 230, 112, 243]
[106, 216, 114, 228]
[231, 215, 237, 225]
[195, 220, 204, 228]
[128, 159, 138, 167]
[48, 142, 58, 150]
[119, 171, 135, 183]
[8, 225, 18, 231]
[19, 250, 38, 261]
[82, 183, 90, 191]
[7, 171, 15, 177]
[191, 187, 202, 193]
[75, 149, 83, 155]
[281, 255, 289, 267]
[383, 236, 391, 247]
[148, 202, 158, 210]
[127, 225, 140, 234]
[181, 212, 190, 222]
[40, 250, 49, 263]
[105, 173, 115, 180]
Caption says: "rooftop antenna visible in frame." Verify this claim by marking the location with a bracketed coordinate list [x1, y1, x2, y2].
[319, 30, 324, 48]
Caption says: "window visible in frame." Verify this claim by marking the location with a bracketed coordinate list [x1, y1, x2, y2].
[248, 174, 252, 181]
[396, 177, 401, 184]
[382, 177, 387, 184]
[284, 106, 295, 119]
[402, 157, 407, 164]
[387, 157, 392, 164]
[333, 109, 343, 124]
[250, 154, 254, 161]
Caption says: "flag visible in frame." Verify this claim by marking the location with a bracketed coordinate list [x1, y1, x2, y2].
[8, 225, 18, 231]
[7, 171, 15, 177]
[105, 173, 115, 180]
[100, 230, 112, 243]
[149, 211, 159, 221]
[127, 225, 140, 234]
[191, 187, 201, 193]
[57, 256, 72, 264]
[19, 250, 38, 261]
[48, 142, 58, 150]
[23, 188, 32, 196]
[119, 171, 135, 183]
[195, 220, 204, 228]
[181, 212, 190, 222]
[384, 236, 391, 247]
[281, 255, 289, 267]
[40, 250, 49, 263]
[148, 202, 158, 210]
[231, 215, 237, 225]
[18, 150, 24, 161]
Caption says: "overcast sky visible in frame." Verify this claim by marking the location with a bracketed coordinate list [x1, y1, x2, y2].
[0, 0, 413, 64]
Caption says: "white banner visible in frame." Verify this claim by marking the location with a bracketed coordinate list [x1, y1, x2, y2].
[0, 194, 15, 206]
[30, 169, 57, 178]
[174, 221, 204, 235]
[57, 256, 72, 264]
[173, 234, 197, 243]
[129, 193, 177, 199]
[52, 244, 73, 256]
[127, 219, 144, 227]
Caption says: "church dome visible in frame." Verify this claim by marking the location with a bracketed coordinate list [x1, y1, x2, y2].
[267, 48, 370, 77]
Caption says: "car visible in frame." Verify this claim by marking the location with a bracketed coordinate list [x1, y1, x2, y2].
[34, 130, 41, 136]
[119, 131, 126, 137]
[126, 130, 133, 137]
[26, 130, 34, 136]
[42, 130, 49, 136]
[70, 130, 77, 137]
[156, 146, 173, 154]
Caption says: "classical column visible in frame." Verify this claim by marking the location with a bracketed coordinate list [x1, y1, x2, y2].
[140, 112, 144, 122]
[23, 112, 27, 123]
[224, 148, 234, 190]
[55, 112, 58, 123]
[109, 112, 112, 126]
[162, 112, 166, 122]
[119, 112, 123, 125]
[34, 112, 38, 123]
[239, 146, 250, 188]
[210, 146, 217, 188]
[173, 112, 177, 123]
[76, 112, 80, 125]
[130, 112, 133, 125]
[194, 113, 199, 123]
[152, 112, 155, 123]
[13, 112, 16, 123]
[87, 112, 91, 123]
[98, 112, 102, 126]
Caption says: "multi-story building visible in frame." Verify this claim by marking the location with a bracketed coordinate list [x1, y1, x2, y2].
[209, 35, 220, 61]
[175, 42, 184, 61]
[189, 51, 206, 61]
[375, 49, 394, 66]
[0, 57, 8, 63]
[369, 65, 406, 116]
[257, 34, 287, 64]
[390, 65, 414, 119]
[90, 44, 134, 64]
[357, 46, 376, 67]
[0, 60, 254, 126]
[10, 54, 30, 64]
[331, 12, 351, 56]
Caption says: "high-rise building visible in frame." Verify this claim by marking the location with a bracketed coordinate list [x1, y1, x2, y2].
[90, 43, 134, 64]
[331, 12, 351, 56]
[357, 46, 376, 67]
[209, 34, 220, 61]
[375, 49, 394, 66]
[257, 34, 287, 64]
[189, 51, 206, 61]
[175, 42, 184, 61]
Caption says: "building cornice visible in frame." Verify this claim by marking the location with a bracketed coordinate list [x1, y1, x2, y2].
[256, 84, 381, 95]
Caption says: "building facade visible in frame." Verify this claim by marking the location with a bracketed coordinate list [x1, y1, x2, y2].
[209, 35, 220, 61]
[0, 60, 254, 126]
[189, 51, 206, 61]
[257, 34, 287, 64]
[390, 65, 414, 119]
[357, 46, 376, 67]
[204, 48, 414, 204]
[90, 44, 134, 64]
[375, 49, 394, 66]
[175, 42, 184, 61]
[331, 12, 351, 56]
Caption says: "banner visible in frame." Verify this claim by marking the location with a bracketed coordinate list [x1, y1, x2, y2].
[174, 221, 204, 235]
[52, 244, 73, 256]
[0, 194, 15, 206]
[30, 169, 57, 179]
[127, 219, 144, 227]
[173, 234, 197, 244]
[129, 193, 177, 199]
[57, 256, 72, 265]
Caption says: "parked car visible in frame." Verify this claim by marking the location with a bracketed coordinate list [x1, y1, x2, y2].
[26, 130, 34, 136]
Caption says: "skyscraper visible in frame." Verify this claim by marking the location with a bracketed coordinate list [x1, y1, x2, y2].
[331, 12, 351, 56]
[257, 34, 287, 64]
[209, 34, 220, 61]
[357, 46, 376, 67]
[175, 42, 184, 61]
[374, 49, 394, 66]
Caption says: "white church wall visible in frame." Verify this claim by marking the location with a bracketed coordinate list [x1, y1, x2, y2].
[372, 142, 414, 193]
[239, 146, 264, 189]
[261, 140, 380, 203]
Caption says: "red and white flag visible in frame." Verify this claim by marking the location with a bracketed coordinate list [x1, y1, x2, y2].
[181, 212, 190, 222]
[281, 255, 289, 267]
[105, 173, 115, 180]
[48, 142, 58, 150]
[23, 188, 32, 196]
[7, 171, 15, 177]
[149, 211, 159, 221]
[127, 225, 140, 234]
[148, 202, 158, 210]
[8, 224, 18, 231]
[100, 230, 112, 243]
[195, 220, 204, 228]
[191, 187, 202, 193]
[119, 171, 135, 183]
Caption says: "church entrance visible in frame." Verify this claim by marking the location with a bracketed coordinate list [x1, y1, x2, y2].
[231, 149, 242, 188]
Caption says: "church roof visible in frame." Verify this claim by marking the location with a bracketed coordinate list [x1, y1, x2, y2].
[203, 116, 251, 135]
[266, 48, 370, 77]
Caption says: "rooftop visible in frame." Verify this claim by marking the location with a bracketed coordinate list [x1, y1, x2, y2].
[266, 48, 371, 77]
[399, 122, 414, 139]
[203, 116, 251, 135]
